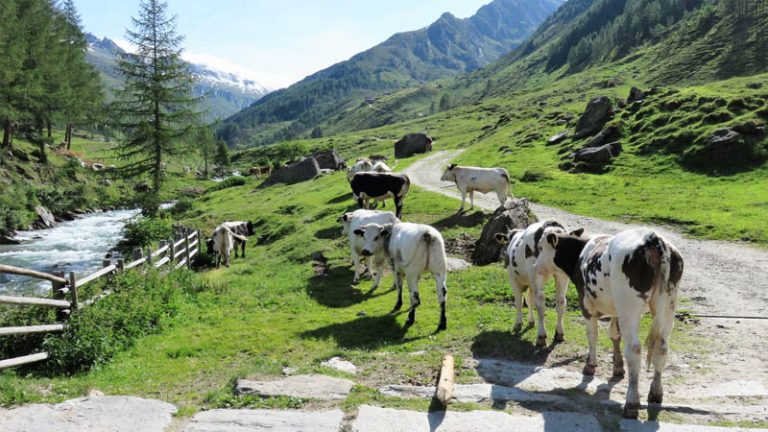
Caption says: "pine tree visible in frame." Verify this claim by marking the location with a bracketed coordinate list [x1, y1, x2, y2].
[0, 0, 22, 153]
[111, 0, 199, 204]
[214, 140, 230, 168]
[197, 123, 216, 179]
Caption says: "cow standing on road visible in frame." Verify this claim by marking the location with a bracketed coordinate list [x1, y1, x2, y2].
[440, 164, 510, 212]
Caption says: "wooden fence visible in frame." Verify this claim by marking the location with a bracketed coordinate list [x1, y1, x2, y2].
[0, 228, 201, 370]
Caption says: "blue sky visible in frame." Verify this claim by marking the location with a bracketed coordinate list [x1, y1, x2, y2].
[75, 0, 491, 89]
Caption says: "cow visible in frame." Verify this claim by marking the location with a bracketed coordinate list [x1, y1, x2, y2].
[494, 220, 584, 347]
[355, 222, 448, 331]
[346, 158, 374, 182]
[220, 221, 255, 258]
[440, 164, 510, 212]
[209, 225, 248, 269]
[536, 228, 683, 418]
[372, 161, 392, 174]
[339, 209, 400, 288]
[350, 172, 410, 219]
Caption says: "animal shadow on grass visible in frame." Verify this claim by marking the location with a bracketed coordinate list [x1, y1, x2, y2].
[328, 192, 354, 204]
[300, 314, 425, 349]
[471, 328, 555, 366]
[306, 264, 393, 308]
[315, 226, 341, 240]
[432, 210, 486, 230]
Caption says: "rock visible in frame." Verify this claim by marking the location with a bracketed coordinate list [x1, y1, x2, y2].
[134, 183, 151, 193]
[583, 125, 621, 148]
[313, 149, 345, 171]
[471, 198, 535, 266]
[379, 383, 569, 404]
[235, 375, 355, 400]
[352, 405, 601, 432]
[446, 257, 471, 272]
[547, 132, 568, 145]
[575, 96, 613, 138]
[619, 419, 760, 432]
[473, 358, 605, 395]
[0, 396, 176, 432]
[265, 157, 321, 185]
[0, 235, 21, 245]
[733, 120, 766, 136]
[746, 82, 763, 89]
[183, 409, 344, 432]
[321, 357, 357, 374]
[31, 206, 57, 230]
[627, 87, 646, 104]
[687, 128, 744, 166]
[394, 133, 433, 158]
[573, 142, 622, 164]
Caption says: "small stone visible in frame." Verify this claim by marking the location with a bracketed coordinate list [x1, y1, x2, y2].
[321, 357, 357, 375]
[282, 367, 297, 376]
[356, 311, 367, 317]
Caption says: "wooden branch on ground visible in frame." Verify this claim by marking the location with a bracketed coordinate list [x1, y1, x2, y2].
[435, 354, 455, 406]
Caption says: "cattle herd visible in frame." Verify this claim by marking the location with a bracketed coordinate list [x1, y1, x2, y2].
[208, 156, 685, 419]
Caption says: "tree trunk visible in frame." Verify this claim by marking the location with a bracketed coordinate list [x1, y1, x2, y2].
[38, 140, 47, 164]
[66, 123, 73, 150]
[47, 121, 52, 139]
[2, 119, 11, 150]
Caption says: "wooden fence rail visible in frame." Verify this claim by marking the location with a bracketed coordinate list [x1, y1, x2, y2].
[0, 229, 201, 370]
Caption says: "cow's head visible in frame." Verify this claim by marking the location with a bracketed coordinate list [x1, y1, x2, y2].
[206, 237, 215, 255]
[534, 227, 585, 274]
[354, 223, 393, 257]
[440, 164, 458, 182]
[339, 212, 355, 236]
[246, 221, 255, 236]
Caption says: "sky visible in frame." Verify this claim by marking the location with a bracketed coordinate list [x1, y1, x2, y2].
[75, 0, 491, 90]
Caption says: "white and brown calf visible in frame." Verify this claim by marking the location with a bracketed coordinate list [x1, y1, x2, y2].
[495, 220, 584, 347]
[339, 209, 400, 289]
[538, 228, 683, 418]
[440, 164, 510, 211]
[355, 222, 448, 331]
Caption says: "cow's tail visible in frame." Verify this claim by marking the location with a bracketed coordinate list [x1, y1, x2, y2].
[224, 226, 248, 243]
[422, 232, 433, 272]
[645, 236, 682, 369]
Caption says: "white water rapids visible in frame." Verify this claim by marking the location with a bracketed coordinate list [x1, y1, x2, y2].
[0, 209, 140, 296]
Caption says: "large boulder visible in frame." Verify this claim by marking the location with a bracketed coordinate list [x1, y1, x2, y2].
[471, 198, 535, 266]
[266, 157, 321, 185]
[31, 206, 57, 230]
[627, 87, 646, 103]
[683, 128, 754, 168]
[394, 133, 432, 159]
[575, 96, 613, 138]
[313, 149, 345, 171]
[584, 125, 621, 148]
[573, 142, 622, 164]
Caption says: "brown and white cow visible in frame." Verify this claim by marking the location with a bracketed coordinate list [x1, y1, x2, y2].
[350, 172, 410, 219]
[495, 220, 584, 347]
[440, 164, 510, 212]
[537, 228, 683, 418]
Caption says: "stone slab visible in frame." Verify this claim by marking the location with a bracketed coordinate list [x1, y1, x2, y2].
[473, 358, 605, 394]
[321, 357, 357, 374]
[621, 419, 768, 432]
[183, 409, 344, 432]
[671, 380, 767, 399]
[352, 405, 601, 432]
[0, 396, 176, 432]
[235, 374, 355, 400]
[379, 383, 569, 404]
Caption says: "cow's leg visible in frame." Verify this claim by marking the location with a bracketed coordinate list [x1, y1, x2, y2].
[351, 248, 363, 283]
[610, 317, 625, 378]
[469, 190, 475, 210]
[496, 190, 507, 207]
[393, 196, 403, 219]
[583, 315, 599, 375]
[216, 253, 221, 269]
[404, 273, 421, 326]
[358, 196, 367, 209]
[371, 256, 385, 290]
[618, 309, 644, 419]
[458, 188, 467, 212]
[225, 251, 231, 268]
[648, 310, 675, 405]
[509, 269, 525, 331]
[391, 268, 404, 312]
[532, 274, 548, 347]
[241, 240, 246, 258]
[554, 274, 568, 342]
[435, 272, 447, 331]
[525, 286, 535, 326]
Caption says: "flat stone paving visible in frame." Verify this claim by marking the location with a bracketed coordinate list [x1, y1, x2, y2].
[620, 419, 768, 432]
[0, 396, 176, 432]
[379, 383, 570, 405]
[473, 358, 605, 394]
[183, 409, 344, 432]
[235, 374, 355, 400]
[351, 404, 602, 432]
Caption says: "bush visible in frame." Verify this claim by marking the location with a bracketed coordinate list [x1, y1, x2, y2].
[208, 176, 246, 192]
[168, 197, 195, 216]
[117, 215, 174, 254]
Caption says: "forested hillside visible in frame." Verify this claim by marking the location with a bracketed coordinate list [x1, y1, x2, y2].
[218, 0, 563, 146]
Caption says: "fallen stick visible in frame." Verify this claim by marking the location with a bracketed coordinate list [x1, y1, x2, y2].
[435, 354, 455, 406]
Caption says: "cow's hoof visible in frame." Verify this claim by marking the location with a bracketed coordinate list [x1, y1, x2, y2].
[437, 322, 447, 332]
[554, 332, 565, 343]
[583, 363, 597, 376]
[512, 323, 523, 332]
[535, 336, 547, 348]
[405, 318, 415, 327]
[648, 392, 663, 404]
[612, 367, 626, 379]
[391, 302, 403, 313]
[622, 403, 640, 419]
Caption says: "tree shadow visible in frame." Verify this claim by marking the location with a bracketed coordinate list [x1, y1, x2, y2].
[300, 313, 427, 349]
[431, 210, 486, 230]
[305, 264, 394, 308]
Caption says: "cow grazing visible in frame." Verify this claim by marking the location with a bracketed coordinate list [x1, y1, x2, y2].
[350, 172, 410, 219]
[440, 164, 510, 212]
[538, 228, 683, 418]
[339, 209, 400, 288]
[346, 158, 374, 182]
[494, 220, 584, 347]
[355, 222, 448, 331]
[210, 225, 249, 268]
[219, 221, 255, 258]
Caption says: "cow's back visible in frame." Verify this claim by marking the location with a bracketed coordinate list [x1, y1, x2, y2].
[389, 223, 446, 274]
[351, 172, 409, 198]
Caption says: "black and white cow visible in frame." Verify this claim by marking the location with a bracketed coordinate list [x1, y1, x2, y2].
[350, 172, 410, 219]
[339, 209, 400, 289]
[495, 220, 584, 347]
[537, 228, 683, 418]
[220, 221, 255, 258]
[210, 225, 249, 269]
[355, 222, 448, 331]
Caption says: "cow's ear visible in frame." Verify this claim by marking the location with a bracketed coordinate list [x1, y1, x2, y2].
[546, 233, 559, 247]
[448, 164, 456, 170]
[570, 228, 585, 237]
[353, 228, 365, 237]
[495, 233, 509, 244]
[381, 228, 391, 239]
[338, 213, 350, 222]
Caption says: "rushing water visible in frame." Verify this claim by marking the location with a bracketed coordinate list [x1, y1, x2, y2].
[0, 209, 140, 297]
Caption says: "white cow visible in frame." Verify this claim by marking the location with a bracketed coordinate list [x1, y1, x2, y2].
[339, 209, 400, 289]
[372, 161, 392, 174]
[355, 222, 448, 331]
[211, 225, 248, 269]
[346, 158, 374, 182]
[537, 228, 683, 418]
[494, 220, 583, 347]
[440, 164, 510, 211]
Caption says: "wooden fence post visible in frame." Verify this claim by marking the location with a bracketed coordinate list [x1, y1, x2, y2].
[145, 247, 152, 266]
[52, 271, 68, 321]
[69, 272, 79, 311]
[197, 230, 202, 255]
[116, 258, 125, 272]
[170, 240, 176, 266]
[132, 248, 142, 262]
[103, 257, 112, 282]
[185, 233, 191, 269]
